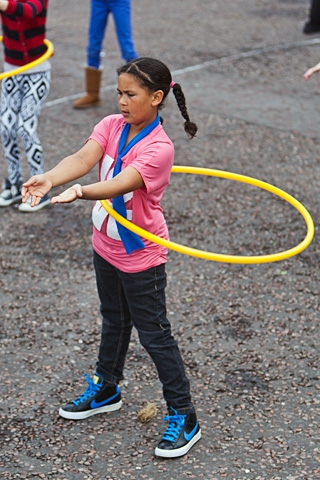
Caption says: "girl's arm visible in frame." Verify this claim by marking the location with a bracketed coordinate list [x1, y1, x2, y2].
[303, 61, 320, 79]
[22, 139, 103, 206]
[0, 0, 45, 18]
[51, 166, 144, 204]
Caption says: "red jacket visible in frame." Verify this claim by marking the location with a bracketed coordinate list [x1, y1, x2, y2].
[1, 0, 48, 66]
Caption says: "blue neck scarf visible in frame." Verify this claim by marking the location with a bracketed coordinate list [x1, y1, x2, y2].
[112, 114, 160, 254]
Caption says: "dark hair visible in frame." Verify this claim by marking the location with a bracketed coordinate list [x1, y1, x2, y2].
[117, 57, 198, 138]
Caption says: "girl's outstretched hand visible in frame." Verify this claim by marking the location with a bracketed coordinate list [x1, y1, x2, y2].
[51, 184, 83, 204]
[22, 174, 52, 207]
[303, 61, 320, 80]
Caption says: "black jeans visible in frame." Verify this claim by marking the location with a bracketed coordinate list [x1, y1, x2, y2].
[93, 250, 194, 414]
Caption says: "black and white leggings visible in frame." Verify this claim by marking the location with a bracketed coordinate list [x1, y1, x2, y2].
[0, 70, 51, 186]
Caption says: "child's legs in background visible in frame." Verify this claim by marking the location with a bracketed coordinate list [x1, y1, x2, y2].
[87, 0, 110, 68]
[18, 70, 51, 177]
[110, 0, 138, 62]
[310, 0, 320, 25]
[0, 76, 22, 186]
[94, 251, 133, 384]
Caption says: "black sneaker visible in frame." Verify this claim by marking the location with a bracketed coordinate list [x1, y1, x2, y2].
[303, 22, 320, 34]
[0, 178, 22, 207]
[155, 408, 201, 458]
[59, 373, 122, 420]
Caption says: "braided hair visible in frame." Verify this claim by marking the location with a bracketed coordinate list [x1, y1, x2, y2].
[117, 57, 198, 138]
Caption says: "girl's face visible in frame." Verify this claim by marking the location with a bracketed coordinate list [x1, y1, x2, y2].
[117, 73, 163, 132]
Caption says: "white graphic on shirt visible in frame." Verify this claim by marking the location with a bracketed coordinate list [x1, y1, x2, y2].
[92, 153, 133, 240]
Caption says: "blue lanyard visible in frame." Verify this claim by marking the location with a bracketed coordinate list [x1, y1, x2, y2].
[112, 114, 160, 254]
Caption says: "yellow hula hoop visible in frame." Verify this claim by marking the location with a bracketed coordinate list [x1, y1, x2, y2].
[100, 166, 314, 264]
[0, 37, 54, 80]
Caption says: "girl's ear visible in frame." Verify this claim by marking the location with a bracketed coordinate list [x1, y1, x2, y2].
[151, 90, 164, 106]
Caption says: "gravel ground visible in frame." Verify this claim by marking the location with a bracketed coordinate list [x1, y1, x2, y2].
[1, 0, 320, 479]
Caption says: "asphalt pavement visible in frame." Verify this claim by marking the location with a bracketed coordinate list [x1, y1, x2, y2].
[1, 1, 320, 479]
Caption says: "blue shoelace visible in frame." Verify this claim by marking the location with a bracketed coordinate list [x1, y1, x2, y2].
[73, 374, 102, 406]
[162, 410, 187, 443]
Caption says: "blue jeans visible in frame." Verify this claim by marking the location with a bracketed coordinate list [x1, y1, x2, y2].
[93, 251, 194, 414]
[87, 0, 138, 68]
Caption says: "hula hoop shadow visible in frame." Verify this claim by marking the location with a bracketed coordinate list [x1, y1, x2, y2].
[0, 37, 54, 80]
[100, 166, 314, 264]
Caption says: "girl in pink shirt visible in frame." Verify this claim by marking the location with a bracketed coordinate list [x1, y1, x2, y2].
[22, 57, 201, 458]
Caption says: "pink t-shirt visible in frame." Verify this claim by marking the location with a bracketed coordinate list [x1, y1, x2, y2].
[89, 114, 174, 273]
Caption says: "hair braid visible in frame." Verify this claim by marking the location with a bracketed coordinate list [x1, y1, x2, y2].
[172, 83, 198, 138]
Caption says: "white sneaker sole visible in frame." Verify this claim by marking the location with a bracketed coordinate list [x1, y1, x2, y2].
[155, 429, 202, 458]
[58, 399, 123, 420]
[18, 198, 51, 212]
[0, 195, 22, 207]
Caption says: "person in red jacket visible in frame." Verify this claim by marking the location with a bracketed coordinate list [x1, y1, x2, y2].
[0, 0, 51, 212]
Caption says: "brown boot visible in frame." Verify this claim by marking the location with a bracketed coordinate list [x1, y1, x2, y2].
[73, 67, 102, 109]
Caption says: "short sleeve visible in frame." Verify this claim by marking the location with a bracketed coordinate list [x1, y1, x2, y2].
[89, 115, 124, 152]
[131, 140, 174, 193]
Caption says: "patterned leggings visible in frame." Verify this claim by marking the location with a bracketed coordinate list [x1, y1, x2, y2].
[0, 70, 51, 186]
